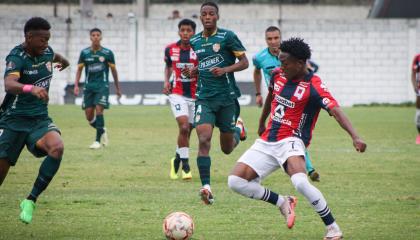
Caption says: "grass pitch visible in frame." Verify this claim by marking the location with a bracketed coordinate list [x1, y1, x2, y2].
[0, 105, 419, 239]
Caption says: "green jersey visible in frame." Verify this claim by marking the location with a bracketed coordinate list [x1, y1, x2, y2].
[2, 44, 54, 117]
[190, 28, 246, 100]
[78, 47, 115, 91]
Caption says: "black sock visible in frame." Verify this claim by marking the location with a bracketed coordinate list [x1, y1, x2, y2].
[181, 158, 190, 173]
[174, 153, 180, 173]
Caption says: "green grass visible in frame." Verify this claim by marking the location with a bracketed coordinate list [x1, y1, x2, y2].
[0, 105, 419, 239]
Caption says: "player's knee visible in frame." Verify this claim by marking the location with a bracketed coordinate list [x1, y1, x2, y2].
[221, 145, 233, 155]
[290, 172, 309, 193]
[48, 142, 64, 159]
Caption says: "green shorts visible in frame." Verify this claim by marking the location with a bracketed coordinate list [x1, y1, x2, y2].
[82, 87, 110, 109]
[0, 115, 60, 166]
[194, 98, 240, 133]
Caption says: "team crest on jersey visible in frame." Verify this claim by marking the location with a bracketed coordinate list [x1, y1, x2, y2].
[99, 56, 105, 62]
[190, 51, 197, 60]
[46, 61, 52, 72]
[212, 43, 220, 52]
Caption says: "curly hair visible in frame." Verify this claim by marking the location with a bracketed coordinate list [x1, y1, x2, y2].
[24, 17, 51, 34]
[280, 37, 311, 61]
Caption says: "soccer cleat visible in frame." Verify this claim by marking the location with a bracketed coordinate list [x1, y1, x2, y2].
[20, 199, 36, 224]
[101, 128, 109, 146]
[236, 117, 247, 141]
[324, 224, 343, 240]
[170, 157, 179, 180]
[309, 170, 320, 182]
[89, 141, 101, 149]
[279, 196, 297, 229]
[181, 170, 192, 180]
[416, 134, 420, 144]
[199, 186, 214, 205]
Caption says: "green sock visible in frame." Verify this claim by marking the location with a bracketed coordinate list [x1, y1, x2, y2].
[197, 156, 211, 186]
[29, 156, 62, 201]
[95, 114, 105, 142]
[233, 127, 241, 145]
[89, 117, 96, 129]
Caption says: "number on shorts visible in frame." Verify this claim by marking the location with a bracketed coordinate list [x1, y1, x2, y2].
[175, 104, 181, 111]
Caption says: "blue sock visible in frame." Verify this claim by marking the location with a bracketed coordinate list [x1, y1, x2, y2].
[28, 156, 62, 202]
[305, 151, 315, 173]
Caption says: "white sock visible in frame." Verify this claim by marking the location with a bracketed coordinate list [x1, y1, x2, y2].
[228, 175, 284, 207]
[291, 172, 335, 225]
[178, 147, 189, 159]
[89, 116, 96, 124]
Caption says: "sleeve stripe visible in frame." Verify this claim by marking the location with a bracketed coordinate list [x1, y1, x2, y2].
[8, 71, 20, 77]
[108, 63, 116, 67]
[78, 63, 84, 67]
[233, 51, 245, 57]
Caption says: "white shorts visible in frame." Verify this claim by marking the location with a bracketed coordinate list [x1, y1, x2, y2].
[238, 137, 306, 180]
[168, 94, 195, 124]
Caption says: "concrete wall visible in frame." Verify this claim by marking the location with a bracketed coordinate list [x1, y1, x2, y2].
[0, 4, 418, 106]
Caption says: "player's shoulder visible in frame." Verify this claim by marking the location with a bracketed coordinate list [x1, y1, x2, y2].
[81, 47, 91, 55]
[7, 44, 26, 59]
[100, 47, 113, 55]
[165, 42, 179, 49]
[216, 28, 234, 39]
[414, 53, 420, 61]
[190, 32, 202, 44]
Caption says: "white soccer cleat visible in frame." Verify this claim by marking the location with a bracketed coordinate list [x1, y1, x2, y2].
[279, 196, 297, 229]
[199, 185, 214, 205]
[89, 141, 101, 149]
[324, 224, 343, 240]
[101, 128, 109, 146]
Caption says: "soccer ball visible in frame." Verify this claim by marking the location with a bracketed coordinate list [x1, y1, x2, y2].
[162, 211, 194, 240]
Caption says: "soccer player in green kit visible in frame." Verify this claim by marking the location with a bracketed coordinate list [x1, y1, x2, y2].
[74, 28, 121, 149]
[0, 17, 69, 224]
[186, 1, 248, 205]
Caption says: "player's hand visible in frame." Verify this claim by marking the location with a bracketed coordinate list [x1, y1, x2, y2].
[256, 95, 263, 107]
[209, 67, 227, 77]
[163, 81, 171, 95]
[54, 60, 69, 71]
[74, 85, 79, 96]
[352, 137, 367, 153]
[257, 124, 266, 136]
[31, 86, 49, 102]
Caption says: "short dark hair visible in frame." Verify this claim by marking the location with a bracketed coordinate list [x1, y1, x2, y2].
[24, 17, 51, 34]
[280, 37, 311, 61]
[201, 1, 219, 14]
[265, 26, 281, 34]
[90, 28, 102, 35]
[178, 19, 196, 32]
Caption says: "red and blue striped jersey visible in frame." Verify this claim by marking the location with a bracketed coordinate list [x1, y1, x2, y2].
[412, 54, 420, 89]
[260, 68, 338, 146]
[164, 41, 198, 99]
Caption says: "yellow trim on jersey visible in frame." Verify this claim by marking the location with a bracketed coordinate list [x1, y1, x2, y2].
[8, 71, 20, 77]
[78, 63, 84, 68]
[233, 51, 245, 58]
[202, 28, 218, 37]
[108, 63, 116, 68]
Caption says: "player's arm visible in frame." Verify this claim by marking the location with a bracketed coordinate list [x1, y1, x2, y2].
[4, 74, 48, 102]
[163, 65, 172, 95]
[210, 53, 249, 77]
[329, 107, 366, 153]
[258, 79, 274, 136]
[74, 63, 84, 96]
[110, 64, 121, 98]
[253, 67, 263, 107]
[411, 57, 418, 93]
[53, 53, 69, 71]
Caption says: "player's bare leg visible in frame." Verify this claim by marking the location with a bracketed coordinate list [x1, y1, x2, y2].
[286, 156, 342, 239]
[196, 124, 214, 204]
[0, 159, 11, 186]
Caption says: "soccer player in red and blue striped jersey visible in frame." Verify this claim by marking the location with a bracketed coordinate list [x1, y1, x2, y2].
[164, 19, 198, 180]
[411, 53, 420, 144]
[228, 38, 366, 240]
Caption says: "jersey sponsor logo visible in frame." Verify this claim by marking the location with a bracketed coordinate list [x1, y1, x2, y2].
[322, 98, 330, 106]
[23, 69, 38, 75]
[275, 95, 295, 108]
[212, 43, 220, 52]
[176, 63, 195, 69]
[293, 86, 306, 100]
[172, 48, 180, 53]
[88, 63, 105, 72]
[34, 75, 52, 89]
[171, 56, 180, 61]
[99, 56, 105, 62]
[195, 49, 205, 54]
[6, 61, 15, 70]
[320, 82, 329, 92]
[198, 54, 224, 70]
[201, 42, 213, 47]
[85, 58, 94, 62]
